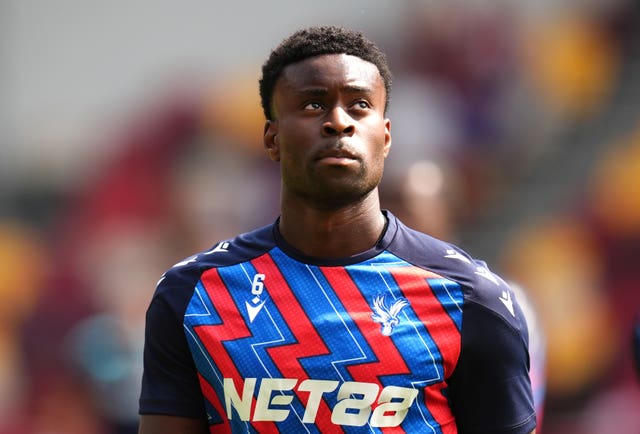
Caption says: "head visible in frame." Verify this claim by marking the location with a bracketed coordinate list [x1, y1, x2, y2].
[259, 26, 392, 121]
[260, 27, 393, 210]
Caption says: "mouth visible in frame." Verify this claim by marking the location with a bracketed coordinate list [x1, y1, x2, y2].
[315, 154, 358, 167]
[313, 145, 359, 164]
[317, 157, 357, 168]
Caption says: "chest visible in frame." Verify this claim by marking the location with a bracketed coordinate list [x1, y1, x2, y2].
[185, 251, 463, 386]
[184, 251, 464, 430]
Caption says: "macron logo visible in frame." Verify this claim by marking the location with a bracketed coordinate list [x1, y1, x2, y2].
[172, 256, 197, 268]
[206, 241, 230, 254]
[246, 300, 267, 323]
[246, 274, 267, 323]
[499, 289, 515, 317]
[444, 249, 471, 264]
[475, 266, 499, 285]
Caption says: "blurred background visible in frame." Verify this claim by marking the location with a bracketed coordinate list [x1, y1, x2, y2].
[1, 0, 639, 432]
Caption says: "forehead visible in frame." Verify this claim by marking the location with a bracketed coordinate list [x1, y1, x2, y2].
[277, 53, 384, 93]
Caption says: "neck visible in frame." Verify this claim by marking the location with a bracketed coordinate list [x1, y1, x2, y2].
[278, 189, 387, 259]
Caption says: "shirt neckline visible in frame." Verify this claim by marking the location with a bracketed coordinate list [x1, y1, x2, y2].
[271, 210, 397, 266]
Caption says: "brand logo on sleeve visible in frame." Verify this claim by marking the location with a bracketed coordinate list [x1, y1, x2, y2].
[206, 241, 230, 254]
[444, 248, 471, 264]
[474, 266, 499, 285]
[498, 289, 515, 317]
[172, 255, 197, 268]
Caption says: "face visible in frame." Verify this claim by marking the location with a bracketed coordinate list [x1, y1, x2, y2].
[264, 53, 391, 209]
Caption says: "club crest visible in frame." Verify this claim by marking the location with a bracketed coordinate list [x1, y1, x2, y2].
[371, 294, 409, 336]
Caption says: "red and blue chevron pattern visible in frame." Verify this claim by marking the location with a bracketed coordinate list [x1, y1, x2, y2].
[184, 249, 464, 433]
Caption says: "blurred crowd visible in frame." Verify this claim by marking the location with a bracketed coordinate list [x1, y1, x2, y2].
[1, 2, 639, 433]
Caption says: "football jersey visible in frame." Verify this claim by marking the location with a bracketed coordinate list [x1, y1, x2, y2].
[139, 211, 536, 434]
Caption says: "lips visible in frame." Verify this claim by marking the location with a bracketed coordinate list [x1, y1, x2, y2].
[313, 145, 359, 162]
[314, 152, 359, 168]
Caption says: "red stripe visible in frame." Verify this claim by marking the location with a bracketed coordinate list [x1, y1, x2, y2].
[251, 253, 341, 433]
[321, 266, 412, 383]
[196, 267, 279, 431]
[423, 382, 457, 434]
[388, 266, 460, 430]
[197, 373, 230, 433]
[321, 266, 413, 434]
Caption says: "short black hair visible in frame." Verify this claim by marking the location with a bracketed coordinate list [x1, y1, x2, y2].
[259, 26, 392, 120]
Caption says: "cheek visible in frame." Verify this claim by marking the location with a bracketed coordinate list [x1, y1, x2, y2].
[364, 124, 389, 157]
[278, 142, 307, 176]
[279, 124, 316, 160]
[365, 130, 390, 177]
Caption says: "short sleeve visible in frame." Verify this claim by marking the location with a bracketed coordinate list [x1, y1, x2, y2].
[138, 271, 207, 419]
[447, 298, 537, 434]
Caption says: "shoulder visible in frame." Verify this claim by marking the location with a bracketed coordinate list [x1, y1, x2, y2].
[386, 214, 537, 432]
[387, 214, 526, 332]
[152, 223, 277, 311]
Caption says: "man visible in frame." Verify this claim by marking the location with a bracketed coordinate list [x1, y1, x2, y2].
[138, 26, 537, 433]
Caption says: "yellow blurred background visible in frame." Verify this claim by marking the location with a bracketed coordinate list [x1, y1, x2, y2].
[1, 1, 639, 433]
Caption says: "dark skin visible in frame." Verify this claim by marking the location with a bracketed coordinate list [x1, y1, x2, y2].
[138, 53, 391, 434]
[138, 53, 536, 434]
[264, 53, 391, 259]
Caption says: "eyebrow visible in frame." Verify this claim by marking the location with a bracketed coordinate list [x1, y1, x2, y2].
[292, 84, 373, 96]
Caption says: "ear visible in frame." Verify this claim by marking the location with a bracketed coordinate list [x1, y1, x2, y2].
[263, 120, 280, 161]
[382, 118, 392, 158]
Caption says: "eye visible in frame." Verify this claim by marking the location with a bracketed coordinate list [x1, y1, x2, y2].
[303, 102, 323, 111]
[353, 100, 371, 110]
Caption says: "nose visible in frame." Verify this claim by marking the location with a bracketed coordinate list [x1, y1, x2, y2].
[322, 106, 355, 136]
